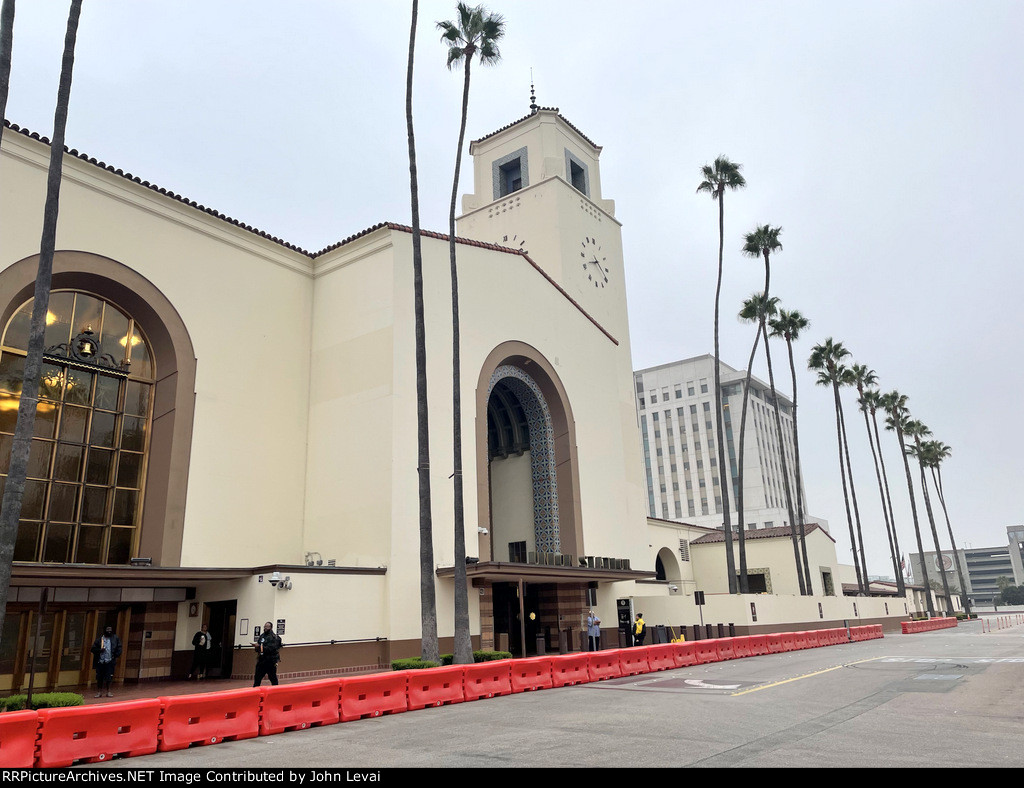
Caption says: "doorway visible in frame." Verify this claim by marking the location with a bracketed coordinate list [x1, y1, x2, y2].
[205, 600, 236, 679]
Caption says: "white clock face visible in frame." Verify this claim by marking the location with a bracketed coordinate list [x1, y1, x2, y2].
[497, 233, 527, 253]
[580, 236, 609, 288]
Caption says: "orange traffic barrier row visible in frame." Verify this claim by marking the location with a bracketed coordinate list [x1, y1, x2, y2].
[0, 623, 888, 768]
[900, 617, 958, 634]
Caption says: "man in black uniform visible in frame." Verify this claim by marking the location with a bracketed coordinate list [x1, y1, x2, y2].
[253, 621, 283, 686]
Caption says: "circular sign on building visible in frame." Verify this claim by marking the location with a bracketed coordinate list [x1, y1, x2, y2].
[934, 553, 954, 571]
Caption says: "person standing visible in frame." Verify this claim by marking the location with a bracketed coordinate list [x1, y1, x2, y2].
[586, 610, 602, 651]
[188, 623, 213, 680]
[90, 626, 122, 698]
[253, 621, 283, 686]
[632, 613, 646, 647]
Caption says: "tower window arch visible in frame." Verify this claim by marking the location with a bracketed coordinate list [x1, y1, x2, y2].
[0, 290, 155, 565]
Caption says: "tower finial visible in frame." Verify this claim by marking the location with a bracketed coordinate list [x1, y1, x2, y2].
[529, 69, 538, 113]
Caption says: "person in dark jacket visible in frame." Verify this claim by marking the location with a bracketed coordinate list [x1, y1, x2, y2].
[188, 623, 213, 680]
[253, 621, 283, 686]
[90, 626, 122, 698]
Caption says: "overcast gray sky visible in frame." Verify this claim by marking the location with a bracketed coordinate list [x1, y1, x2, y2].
[4, 1, 1022, 581]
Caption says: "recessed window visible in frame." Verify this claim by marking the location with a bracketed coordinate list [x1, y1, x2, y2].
[501, 160, 523, 196]
[492, 147, 529, 199]
[565, 149, 589, 196]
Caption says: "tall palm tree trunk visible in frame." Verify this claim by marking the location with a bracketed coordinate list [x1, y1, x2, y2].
[871, 409, 904, 593]
[0, 0, 15, 147]
[933, 466, 970, 613]
[761, 324, 805, 594]
[735, 326, 763, 594]
[0, 0, 82, 634]
[895, 428, 933, 615]
[784, 336, 813, 593]
[830, 382, 864, 592]
[447, 51, 473, 665]
[406, 0, 439, 663]
[713, 197, 737, 593]
[916, 451, 952, 614]
[837, 403, 868, 592]
[862, 406, 900, 590]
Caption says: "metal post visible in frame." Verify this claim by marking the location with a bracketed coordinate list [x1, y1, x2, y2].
[26, 588, 49, 709]
[517, 580, 527, 659]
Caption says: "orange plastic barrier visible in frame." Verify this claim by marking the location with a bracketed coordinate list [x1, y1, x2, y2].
[510, 656, 553, 692]
[0, 710, 39, 768]
[716, 638, 737, 660]
[464, 660, 512, 700]
[803, 631, 821, 648]
[551, 653, 592, 687]
[902, 618, 954, 634]
[406, 665, 466, 710]
[781, 632, 798, 651]
[672, 641, 699, 667]
[36, 700, 160, 767]
[158, 688, 260, 752]
[259, 679, 341, 736]
[693, 640, 720, 664]
[748, 635, 769, 656]
[829, 628, 845, 645]
[646, 644, 676, 672]
[619, 647, 650, 676]
[339, 673, 408, 722]
[766, 633, 786, 653]
[588, 649, 624, 681]
[792, 631, 811, 649]
[732, 636, 753, 658]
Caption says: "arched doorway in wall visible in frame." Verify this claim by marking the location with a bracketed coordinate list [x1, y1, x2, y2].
[476, 343, 582, 562]
[475, 343, 586, 657]
[655, 547, 681, 583]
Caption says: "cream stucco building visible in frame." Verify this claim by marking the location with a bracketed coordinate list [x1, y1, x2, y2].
[0, 108, 920, 692]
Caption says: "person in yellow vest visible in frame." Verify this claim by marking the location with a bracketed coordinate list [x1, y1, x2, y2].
[632, 613, 646, 647]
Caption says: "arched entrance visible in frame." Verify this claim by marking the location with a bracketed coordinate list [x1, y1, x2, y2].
[474, 343, 585, 656]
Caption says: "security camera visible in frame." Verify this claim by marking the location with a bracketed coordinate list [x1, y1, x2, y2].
[269, 571, 281, 587]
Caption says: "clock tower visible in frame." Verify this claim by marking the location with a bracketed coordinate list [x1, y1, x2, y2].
[457, 107, 629, 341]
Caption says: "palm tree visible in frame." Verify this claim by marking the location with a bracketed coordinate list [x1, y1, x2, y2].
[0, 0, 83, 634]
[696, 156, 745, 593]
[406, 0, 439, 664]
[0, 1, 15, 153]
[851, 368, 901, 590]
[904, 420, 953, 615]
[437, 2, 505, 664]
[808, 339, 866, 593]
[735, 293, 777, 592]
[924, 440, 970, 613]
[882, 392, 934, 615]
[861, 388, 905, 594]
[768, 308, 813, 594]
[741, 227, 805, 595]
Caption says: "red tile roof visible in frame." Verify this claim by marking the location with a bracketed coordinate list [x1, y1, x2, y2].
[472, 107, 600, 150]
[690, 523, 834, 545]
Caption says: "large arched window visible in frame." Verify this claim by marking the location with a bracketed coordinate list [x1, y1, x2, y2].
[0, 290, 155, 565]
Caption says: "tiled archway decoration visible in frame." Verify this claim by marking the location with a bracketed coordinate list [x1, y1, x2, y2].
[487, 365, 560, 553]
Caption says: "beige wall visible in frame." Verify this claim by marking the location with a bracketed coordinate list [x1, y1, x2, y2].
[0, 132, 314, 569]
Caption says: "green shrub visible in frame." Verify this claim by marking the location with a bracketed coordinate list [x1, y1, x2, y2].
[391, 657, 441, 671]
[473, 650, 511, 662]
[0, 692, 83, 712]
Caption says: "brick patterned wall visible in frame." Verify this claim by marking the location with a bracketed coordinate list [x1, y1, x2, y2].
[123, 603, 176, 681]
[479, 584, 494, 651]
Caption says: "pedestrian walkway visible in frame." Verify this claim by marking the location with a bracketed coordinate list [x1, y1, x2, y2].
[62, 669, 380, 707]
